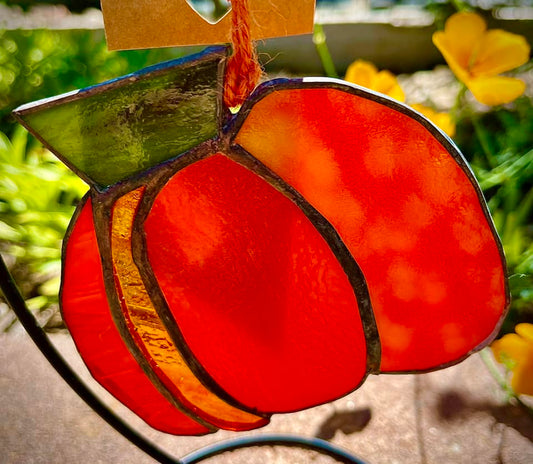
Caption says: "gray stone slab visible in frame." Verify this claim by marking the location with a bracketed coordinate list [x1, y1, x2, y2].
[1, 330, 532, 464]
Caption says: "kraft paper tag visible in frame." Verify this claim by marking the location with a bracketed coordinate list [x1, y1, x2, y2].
[101, 0, 316, 50]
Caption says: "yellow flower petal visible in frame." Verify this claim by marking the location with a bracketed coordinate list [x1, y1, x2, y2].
[433, 31, 471, 84]
[511, 355, 533, 396]
[492, 324, 533, 396]
[410, 104, 455, 137]
[345, 60, 377, 89]
[471, 29, 530, 78]
[345, 61, 405, 102]
[516, 323, 533, 343]
[492, 333, 530, 363]
[433, 112, 456, 138]
[466, 76, 526, 106]
[436, 12, 487, 72]
[373, 70, 405, 102]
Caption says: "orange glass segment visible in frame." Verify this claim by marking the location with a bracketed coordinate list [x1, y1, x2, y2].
[61, 197, 209, 435]
[110, 188, 267, 430]
[144, 154, 368, 413]
[235, 87, 507, 372]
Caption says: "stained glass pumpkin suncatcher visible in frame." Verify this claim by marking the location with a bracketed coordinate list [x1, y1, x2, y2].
[14, 46, 509, 435]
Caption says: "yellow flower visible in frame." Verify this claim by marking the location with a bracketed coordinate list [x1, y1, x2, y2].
[433, 12, 530, 106]
[345, 60, 405, 102]
[345, 61, 456, 137]
[492, 323, 533, 396]
[410, 104, 456, 138]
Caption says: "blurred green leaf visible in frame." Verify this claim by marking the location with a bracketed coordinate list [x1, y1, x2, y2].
[463, 99, 533, 334]
[0, 125, 87, 329]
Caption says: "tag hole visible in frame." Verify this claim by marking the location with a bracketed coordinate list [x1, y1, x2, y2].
[186, 0, 231, 24]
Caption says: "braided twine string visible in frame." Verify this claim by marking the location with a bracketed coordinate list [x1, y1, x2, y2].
[223, 0, 263, 109]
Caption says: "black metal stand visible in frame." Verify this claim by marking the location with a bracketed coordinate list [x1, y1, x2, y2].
[0, 253, 368, 464]
[181, 435, 368, 464]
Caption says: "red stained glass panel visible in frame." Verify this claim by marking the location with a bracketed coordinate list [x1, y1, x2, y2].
[235, 87, 507, 372]
[144, 153, 368, 413]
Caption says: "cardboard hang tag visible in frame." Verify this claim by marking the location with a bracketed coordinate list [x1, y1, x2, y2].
[100, 0, 316, 51]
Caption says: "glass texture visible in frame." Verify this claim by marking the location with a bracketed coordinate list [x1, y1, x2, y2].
[235, 87, 507, 372]
[144, 154, 368, 413]
[110, 188, 266, 431]
[61, 198, 209, 435]
[17, 49, 222, 187]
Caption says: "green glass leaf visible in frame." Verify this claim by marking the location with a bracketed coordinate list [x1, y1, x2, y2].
[13, 46, 227, 188]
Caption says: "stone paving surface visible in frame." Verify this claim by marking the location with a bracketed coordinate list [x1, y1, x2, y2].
[1, 330, 532, 464]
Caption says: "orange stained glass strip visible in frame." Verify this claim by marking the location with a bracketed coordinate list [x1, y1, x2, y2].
[110, 187, 267, 431]
[61, 197, 209, 436]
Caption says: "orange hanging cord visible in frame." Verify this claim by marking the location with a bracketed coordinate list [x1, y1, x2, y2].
[223, 0, 262, 109]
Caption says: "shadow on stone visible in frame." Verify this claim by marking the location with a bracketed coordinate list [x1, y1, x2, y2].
[315, 408, 372, 440]
[437, 390, 533, 442]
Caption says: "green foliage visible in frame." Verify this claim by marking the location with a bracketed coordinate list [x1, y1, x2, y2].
[0, 125, 87, 328]
[3, 1, 100, 12]
[456, 97, 533, 334]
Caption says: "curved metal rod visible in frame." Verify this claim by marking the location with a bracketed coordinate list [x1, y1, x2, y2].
[0, 254, 369, 464]
[182, 434, 368, 464]
[0, 253, 181, 464]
